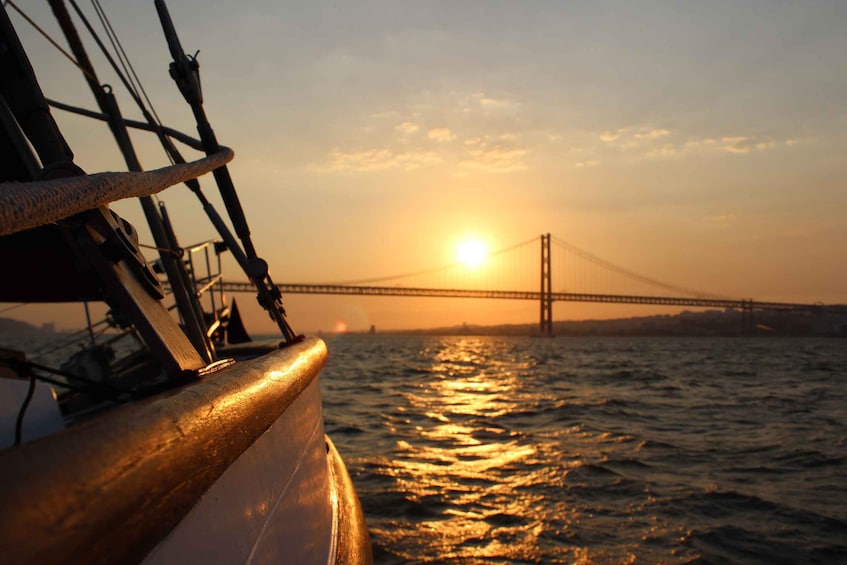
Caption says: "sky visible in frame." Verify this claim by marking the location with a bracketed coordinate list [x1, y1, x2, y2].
[6, 0, 847, 334]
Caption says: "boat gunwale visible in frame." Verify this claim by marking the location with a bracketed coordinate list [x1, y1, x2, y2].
[0, 336, 327, 564]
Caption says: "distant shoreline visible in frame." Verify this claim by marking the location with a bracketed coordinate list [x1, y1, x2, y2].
[328, 308, 847, 338]
[4, 309, 845, 343]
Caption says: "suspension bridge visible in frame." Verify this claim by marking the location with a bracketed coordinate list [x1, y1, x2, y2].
[219, 234, 836, 334]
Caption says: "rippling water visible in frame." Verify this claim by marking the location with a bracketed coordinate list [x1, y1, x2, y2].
[320, 336, 847, 564]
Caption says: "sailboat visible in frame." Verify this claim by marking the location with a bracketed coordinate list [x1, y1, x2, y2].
[0, 1, 372, 563]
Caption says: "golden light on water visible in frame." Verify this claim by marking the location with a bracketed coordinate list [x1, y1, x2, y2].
[362, 337, 685, 563]
[371, 338, 580, 562]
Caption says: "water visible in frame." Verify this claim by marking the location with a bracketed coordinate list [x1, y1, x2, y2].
[320, 336, 847, 564]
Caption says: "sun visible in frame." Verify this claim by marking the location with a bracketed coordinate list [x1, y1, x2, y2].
[456, 239, 488, 268]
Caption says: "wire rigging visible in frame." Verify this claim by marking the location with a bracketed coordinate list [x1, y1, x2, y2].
[89, 0, 141, 99]
[28, 318, 110, 361]
[0, 303, 27, 315]
[89, 0, 167, 134]
[4, 0, 97, 81]
[66, 0, 176, 166]
[66, 0, 146, 111]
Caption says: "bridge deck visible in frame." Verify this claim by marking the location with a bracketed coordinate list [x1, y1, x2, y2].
[220, 282, 828, 312]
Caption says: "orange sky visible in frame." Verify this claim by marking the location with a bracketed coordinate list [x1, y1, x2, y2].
[5, 1, 847, 334]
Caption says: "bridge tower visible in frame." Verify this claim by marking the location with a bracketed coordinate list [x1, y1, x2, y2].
[540, 233, 553, 336]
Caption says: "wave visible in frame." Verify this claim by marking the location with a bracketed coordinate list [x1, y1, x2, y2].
[320, 335, 847, 564]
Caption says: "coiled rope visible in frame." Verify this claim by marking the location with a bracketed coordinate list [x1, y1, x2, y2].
[0, 147, 233, 236]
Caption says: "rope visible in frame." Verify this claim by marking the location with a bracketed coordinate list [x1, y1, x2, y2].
[0, 147, 233, 236]
[0, 303, 27, 314]
[138, 242, 180, 256]
[89, 0, 167, 133]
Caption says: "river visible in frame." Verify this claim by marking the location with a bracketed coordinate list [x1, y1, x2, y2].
[321, 335, 847, 564]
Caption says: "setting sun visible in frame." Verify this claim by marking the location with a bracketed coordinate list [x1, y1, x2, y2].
[456, 239, 488, 268]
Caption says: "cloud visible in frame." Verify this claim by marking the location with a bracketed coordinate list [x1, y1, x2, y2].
[635, 128, 671, 140]
[601, 127, 672, 147]
[593, 126, 803, 160]
[645, 144, 679, 158]
[480, 96, 510, 108]
[395, 121, 419, 135]
[574, 159, 599, 168]
[457, 133, 528, 172]
[684, 135, 788, 155]
[427, 128, 455, 142]
[600, 130, 625, 143]
[720, 136, 756, 154]
[326, 148, 440, 172]
[318, 90, 537, 175]
[462, 92, 520, 114]
[460, 147, 528, 173]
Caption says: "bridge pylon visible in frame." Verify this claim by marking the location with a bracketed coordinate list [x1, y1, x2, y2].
[540, 233, 553, 336]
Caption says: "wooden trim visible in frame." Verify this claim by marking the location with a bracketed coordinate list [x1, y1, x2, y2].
[0, 337, 327, 564]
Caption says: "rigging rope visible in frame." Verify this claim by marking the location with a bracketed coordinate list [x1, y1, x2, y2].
[0, 303, 27, 314]
[4, 0, 97, 81]
[106, 2, 164, 131]
[67, 0, 165, 140]
[88, 0, 167, 135]
[90, 0, 140, 99]
[29, 318, 111, 361]
[0, 147, 233, 237]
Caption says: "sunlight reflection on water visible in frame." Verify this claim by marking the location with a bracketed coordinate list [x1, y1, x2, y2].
[322, 335, 847, 564]
[371, 337, 607, 563]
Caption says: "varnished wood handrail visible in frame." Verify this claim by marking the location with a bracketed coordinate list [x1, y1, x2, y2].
[0, 337, 327, 564]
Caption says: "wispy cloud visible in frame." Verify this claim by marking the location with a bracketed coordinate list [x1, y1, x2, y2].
[596, 124, 804, 160]
[326, 148, 440, 172]
[684, 135, 791, 155]
[427, 128, 455, 142]
[395, 121, 420, 135]
[316, 90, 535, 175]
[462, 92, 521, 114]
[600, 127, 672, 148]
[600, 130, 625, 143]
[635, 128, 671, 140]
[645, 144, 679, 158]
[719, 136, 757, 154]
[460, 148, 527, 172]
[459, 134, 528, 172]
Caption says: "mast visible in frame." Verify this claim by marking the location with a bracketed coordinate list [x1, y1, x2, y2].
[0, 3, 207, 376]
[154, 0, 299, 344]
[48, 0, 214, 363]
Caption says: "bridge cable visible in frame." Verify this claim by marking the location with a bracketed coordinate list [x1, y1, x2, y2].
[326, 236, 538, 286]
[551, 235, 721, 298]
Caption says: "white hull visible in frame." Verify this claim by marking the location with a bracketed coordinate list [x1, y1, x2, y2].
[145, 374, 335, 563]
[0, 338, 371, 564]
